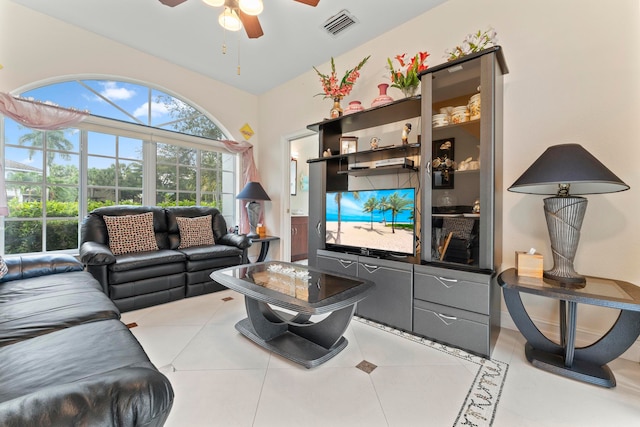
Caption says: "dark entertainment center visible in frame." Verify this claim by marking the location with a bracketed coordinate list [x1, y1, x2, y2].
[306, 47, 508, 357]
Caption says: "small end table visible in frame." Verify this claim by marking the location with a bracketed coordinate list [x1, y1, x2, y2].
[497, 268, 640, 387]
[249, 235, 279, 263]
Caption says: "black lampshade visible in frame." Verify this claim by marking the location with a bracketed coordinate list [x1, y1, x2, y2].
[236, 181, 271, 201]
[508, 144, 629, 195]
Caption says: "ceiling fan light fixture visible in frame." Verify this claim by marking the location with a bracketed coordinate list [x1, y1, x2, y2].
[218, 7, 242, 31]
[238, 0, 263, 15]
[203, 0, 225, 7]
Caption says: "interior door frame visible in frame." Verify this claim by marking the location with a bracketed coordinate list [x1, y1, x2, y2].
[282, 130, 318, 262]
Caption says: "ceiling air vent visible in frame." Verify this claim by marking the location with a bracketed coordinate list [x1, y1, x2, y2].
[322, 9, 358, 37]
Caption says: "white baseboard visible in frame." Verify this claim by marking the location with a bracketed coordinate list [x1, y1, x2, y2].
[499, 309, 640, 363]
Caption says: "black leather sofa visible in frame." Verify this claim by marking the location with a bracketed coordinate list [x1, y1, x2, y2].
[80, 205, 251, 312]
[0, 254, 173, 426]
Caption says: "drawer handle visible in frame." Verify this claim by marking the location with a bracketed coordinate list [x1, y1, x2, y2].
[338, 260, 353, 268]
[435, 312, 458, 325]
[362, 264, 379, 273]
[315, 221, 322, 237]
[437, 277, 458, 288]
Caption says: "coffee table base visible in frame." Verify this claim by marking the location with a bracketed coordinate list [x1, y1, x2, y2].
[235, 318, 348, 368]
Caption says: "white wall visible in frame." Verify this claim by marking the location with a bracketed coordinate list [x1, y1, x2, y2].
[3, 0, 640, 359]
[258, 0, 640, 358]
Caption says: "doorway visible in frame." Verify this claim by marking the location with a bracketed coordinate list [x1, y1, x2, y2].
[289, 134, 319, 264]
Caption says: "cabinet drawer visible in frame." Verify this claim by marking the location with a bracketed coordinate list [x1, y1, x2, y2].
[414, 269, 490, 315]
[317, 250, 358, 278]
[413, 300, 489, 357]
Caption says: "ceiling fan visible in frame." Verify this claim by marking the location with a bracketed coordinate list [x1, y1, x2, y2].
[159, 0, 320, 39]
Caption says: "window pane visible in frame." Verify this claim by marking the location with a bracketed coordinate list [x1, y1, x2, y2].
[6, 147, 44, 181]
[157, 143, 177, 163]
[46, 188, 78, 216]
[201, 151, 220, 168]
[177, 147, 196, 166]
[178, 166, 196, 191]
[156, 191, 176, 205]
[222, 153, 235, 171]
[46, 220, 78, 251]
[88, 156, 116, 186]
[118, 160, 143, 188]
[118, 190, 142, 205]
[156, 164, 176, 190]
[47, 153, 79, 185]
[88, 189, 116, 210]
[222, 171, 234, 193]
[222, 193, 235, 217]
[201, 169, 218, 193]
[88, 132, 116, 156]
[5, 220, 42, 254]
[47, 129, 79, 153]
[119, 137, 143, 160]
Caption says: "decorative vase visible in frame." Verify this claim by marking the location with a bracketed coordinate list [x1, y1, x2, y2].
[344, 100, 365, 115]
[401, 85, 419, 98]
[371, 83, 394, 108]
[330, 97, 343, 119]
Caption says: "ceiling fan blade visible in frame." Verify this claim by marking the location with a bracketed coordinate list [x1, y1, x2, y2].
[158, 0, 188, 6]
[238, 10, 264, 39]
[294, 0, 319, 6]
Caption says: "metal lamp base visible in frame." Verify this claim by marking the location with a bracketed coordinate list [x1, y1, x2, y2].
[543, 196, 587, 287]
[246, 200, 261, 238]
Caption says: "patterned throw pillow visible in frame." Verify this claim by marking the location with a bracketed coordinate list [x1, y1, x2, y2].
[104, 212, 159, 255]
[177, 215, 215, 249]
[443, 217, 475, 240]
[0, 256, 7, 279]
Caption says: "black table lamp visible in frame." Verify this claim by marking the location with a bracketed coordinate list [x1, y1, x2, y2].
[508, 144, 629, 287]
[236, 181, 270, 238]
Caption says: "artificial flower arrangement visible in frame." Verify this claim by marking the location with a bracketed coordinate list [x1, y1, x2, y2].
[387, 51, 430, 95]
[313, 55, 370, 99]
[446, 27, 498, 61]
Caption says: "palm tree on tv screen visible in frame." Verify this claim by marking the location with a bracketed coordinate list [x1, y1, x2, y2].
[387, 192, 413, 233]
[334, 191, 359, 244]
[377, 195, 389, 226]
[362, 196, 378, 230]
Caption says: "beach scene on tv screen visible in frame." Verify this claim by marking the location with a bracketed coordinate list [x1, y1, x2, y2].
[326, 188, 415, 255]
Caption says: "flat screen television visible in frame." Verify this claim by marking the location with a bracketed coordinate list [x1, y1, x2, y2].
[325, 188, 416, 257]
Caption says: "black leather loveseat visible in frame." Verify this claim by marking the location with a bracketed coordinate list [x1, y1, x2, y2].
[0, 254, 173, 426]
[80, 205, 251, 312]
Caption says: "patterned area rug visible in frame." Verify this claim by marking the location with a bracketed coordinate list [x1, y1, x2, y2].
[353, 316, 508, 427]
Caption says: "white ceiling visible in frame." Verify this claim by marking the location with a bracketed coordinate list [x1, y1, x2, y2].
[10, 0, 447, 94]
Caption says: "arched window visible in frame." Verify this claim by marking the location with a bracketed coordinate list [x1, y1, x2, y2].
[2, 79, 237, 255]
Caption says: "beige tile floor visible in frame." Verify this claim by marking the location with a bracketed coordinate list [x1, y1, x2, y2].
[121, 290, 640, 426]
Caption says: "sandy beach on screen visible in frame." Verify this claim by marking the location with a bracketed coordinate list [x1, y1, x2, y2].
[325, 221, 414, 253]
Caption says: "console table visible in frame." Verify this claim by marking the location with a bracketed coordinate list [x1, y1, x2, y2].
[497, 268, 640, 387]
[249, 235, 279, 263]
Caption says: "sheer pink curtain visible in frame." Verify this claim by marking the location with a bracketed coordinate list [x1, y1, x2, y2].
[220, 139, 263, 235]
[0, 93, 90, 215]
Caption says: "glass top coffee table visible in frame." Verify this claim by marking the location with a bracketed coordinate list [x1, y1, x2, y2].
[211, 261, 374, 368]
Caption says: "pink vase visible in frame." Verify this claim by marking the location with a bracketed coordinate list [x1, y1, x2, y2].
[344, 100, 365, 115]
[371, 83, 394, 108]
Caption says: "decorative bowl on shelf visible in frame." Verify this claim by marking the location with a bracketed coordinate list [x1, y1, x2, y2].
[344, 100, 365, 115]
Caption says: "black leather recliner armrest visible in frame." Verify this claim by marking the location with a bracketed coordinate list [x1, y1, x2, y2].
[79, 241, 116, 266]
[217, 233, 252, 249]
[1, 254, 84, 283]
